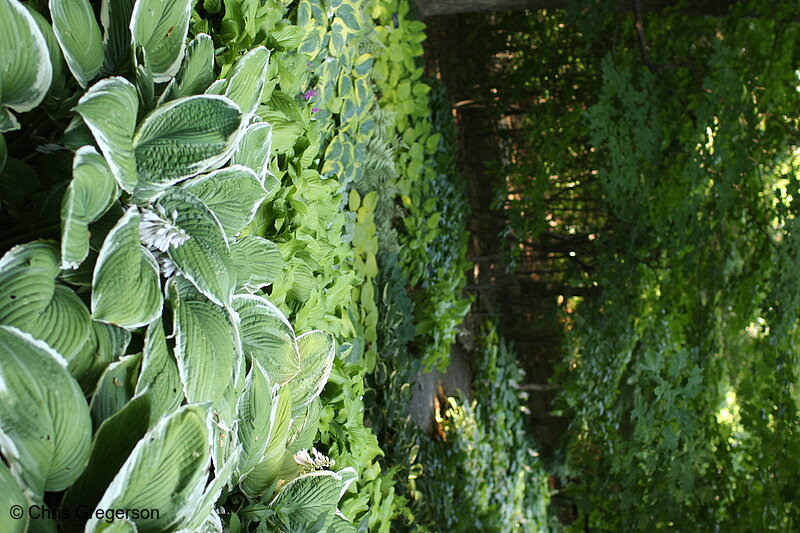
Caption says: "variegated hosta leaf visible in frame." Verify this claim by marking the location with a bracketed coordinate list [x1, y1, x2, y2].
[89, 352, 142, 427]
[100, 0, 135, 73]
[133, 95, 243, 200]
[75, 77, 138, 192]
[182, 165, 267, 238]
[171, 283, 236, 405]
[49, 0, 103, 87]
[328, 513, 359, 533]
[177, 443, 239, 533]
[233, 122, 274, 187]
[135, 318, 182, 425]
[224, 46, 270, 121]
[236, 361, 275, 480]
[69, 320, 131, 393]
[29, 284, 92, 362]
[239, 386, 291, 499]
[87, 404, 213, 532]
[286, 399, 321, 454]
[0, 326, 92, 496]
[25, 5, 66, 96]
[0, 0, 52, 130]
[156, 188, 233, 305]
[177, 33, 215, 97]
[61, 146, 119, 269]
[92, 207, 163, 328]
[60, 394, 150, 533]
[0, 242, 93, 360]
[0, 461, 28, 533]
[232, 294, 299, 385]
[130, 0, 192, 82]
[291, 330, 336, 414]
[269, 469, 356, 531]
[231, 235, 283, 292]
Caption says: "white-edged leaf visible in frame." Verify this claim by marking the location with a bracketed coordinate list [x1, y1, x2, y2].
[239, 385, 291, 499]
[0, 242, 92, 360]
[61, 146, 119, 269]
[177, 33, 215, 97]
[132, 94, 243, 200]
[286, 399, 320, 454]
[290, 330, 335, 414]
[100, 0, 136, 73]
[182, 165, 267, 238]
[60, 394, 150, 533]
[87, 404, 212, 532]
[236, 361, 275, 480]
[50, 0, 103, 87]
[0, 326, 92, 497]
[0, 0, 52, 126]
[0, 461, 27, 533]
[69, 320, 131, 393]
[232, 294, 299, 385]
[130, 0, 192, 82]
[231, 235, 283, 291]
[89, 352, 142, 427]
[224, 46, 270, 120]
[157, 188, 233, 305]
[170, 282, 236, 405]
[91, 207, 163, 328]
[232, 121, 274, 186]
[75, 77, 138, 192]
[135, 318, 182, 425]
[24, 5, 67, 96]
[268, 469, 350, 530]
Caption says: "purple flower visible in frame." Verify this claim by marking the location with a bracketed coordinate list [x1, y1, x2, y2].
[302, 89, 318, 101]
[312, 107, 321, 113]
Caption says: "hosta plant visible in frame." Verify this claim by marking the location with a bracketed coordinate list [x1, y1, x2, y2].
[0, 0, 362, 530]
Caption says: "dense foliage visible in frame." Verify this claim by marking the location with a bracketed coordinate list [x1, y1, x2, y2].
[471, 1, 800, 529]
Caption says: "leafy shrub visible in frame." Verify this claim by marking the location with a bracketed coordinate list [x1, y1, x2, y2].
[415, 326, 552, 532]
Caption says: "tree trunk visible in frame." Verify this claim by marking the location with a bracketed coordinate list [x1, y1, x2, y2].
[416, 0, 739, 18]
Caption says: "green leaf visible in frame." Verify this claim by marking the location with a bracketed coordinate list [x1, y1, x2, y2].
[91, 207, 163, 328]
[50, 0, 103, 87]
[177, 33, 215, 97]
[75, 77, 139, 192]
[31, 284, 92, 362]
[130, 0, 192, 82]
[328, 514, 358, 533]
[231, 235, 283, 291]
[69, 320, 130, 393]
[0, 461, 28, 533]
[225, 46, 270, 120]
[233, 294, 299, 385]
[156, 188, 234, 305]
[291, 330, 335, 414]
[60, 394, 151, 533]
[0, 326, 92, 497]
[182, 165, 267, 238]
[61, 146, 119, 269]
[236, 361, 275, 480]
[133, 95, 243, 199]
[0, 0, 52, 128]
[269, 470, 352, 530]
[0, 242, 93, 361]
[88, 404, 212, 532]
[25, 5, 67, 96]
[233, 121, 274, 187]
[100, 0, 136, 73]
[135, 318, 182, 425]
[171, 284, 237, 405]
[286, 398, 320, 454]
[239, 385, 291, 498]
[89, 352, 142, 427]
